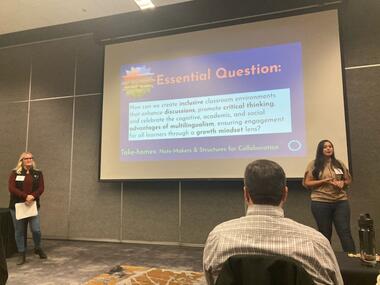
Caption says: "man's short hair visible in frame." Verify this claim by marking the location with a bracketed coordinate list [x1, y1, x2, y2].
[244, 159, 286, 206]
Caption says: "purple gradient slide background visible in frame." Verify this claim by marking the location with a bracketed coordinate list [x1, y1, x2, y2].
[119, 42, 305, 161]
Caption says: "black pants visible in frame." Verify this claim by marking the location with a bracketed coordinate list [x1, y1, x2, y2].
[311, 200, 356, 252]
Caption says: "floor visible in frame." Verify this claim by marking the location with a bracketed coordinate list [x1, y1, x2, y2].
[5, 239, 205, 285]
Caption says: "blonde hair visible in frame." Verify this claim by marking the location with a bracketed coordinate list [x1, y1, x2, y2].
[14, 152, 36, 174]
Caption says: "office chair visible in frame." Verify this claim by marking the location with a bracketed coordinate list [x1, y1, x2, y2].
[215, 254, 314, 285]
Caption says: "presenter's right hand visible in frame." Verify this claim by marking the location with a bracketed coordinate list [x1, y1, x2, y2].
[323, 178, 333, 183]
[25, 194, 35, 205]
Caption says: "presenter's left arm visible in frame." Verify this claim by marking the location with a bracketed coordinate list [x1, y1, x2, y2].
[341, 163, 352, 189]
[332, 161, 351, 190]
[342, 162, 352, 185]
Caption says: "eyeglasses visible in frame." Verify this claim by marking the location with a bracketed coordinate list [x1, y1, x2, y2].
[23, 157, 33, 160]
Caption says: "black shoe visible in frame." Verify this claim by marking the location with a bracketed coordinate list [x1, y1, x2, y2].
[17, 252, 26, 265]
[34, 248, 47, 259]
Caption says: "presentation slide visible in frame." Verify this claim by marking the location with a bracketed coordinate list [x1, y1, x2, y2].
[101, 9, 349, 180]
[120, 43, 304, 162]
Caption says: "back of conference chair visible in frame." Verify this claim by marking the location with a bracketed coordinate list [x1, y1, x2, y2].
[215, 255, 314, 285]
[0, 235, 8, 285]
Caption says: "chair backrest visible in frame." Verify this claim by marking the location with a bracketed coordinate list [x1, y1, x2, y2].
[215, 254, 314, 285]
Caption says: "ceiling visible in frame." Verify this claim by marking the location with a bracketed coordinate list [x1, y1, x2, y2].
[0, 0, 191, 36]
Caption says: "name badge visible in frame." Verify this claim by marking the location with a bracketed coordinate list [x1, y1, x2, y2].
[15, 175, 25, 181]
[334, 168, 344, 175]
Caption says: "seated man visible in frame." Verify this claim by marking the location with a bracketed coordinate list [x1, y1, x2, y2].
[203, 159, 343, 285]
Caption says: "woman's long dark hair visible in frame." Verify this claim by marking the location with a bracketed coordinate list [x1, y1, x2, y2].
[312, 140, 343, 179]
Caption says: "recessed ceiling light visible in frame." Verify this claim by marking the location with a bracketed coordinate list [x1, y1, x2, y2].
[134, 0, 155, 10]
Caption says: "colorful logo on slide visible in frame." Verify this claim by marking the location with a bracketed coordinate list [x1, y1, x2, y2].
[121, 66, 155, 98]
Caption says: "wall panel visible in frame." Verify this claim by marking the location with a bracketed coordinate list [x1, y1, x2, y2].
[0, 103, 28, 207]
[342, 0, 380, 67]
[28, 98, 73, 238]
[181, 181, 244, 244]
[0, 46, 30, 103]
[122, 181, 179, 242]
[344, 67, 380, 248]
[70, 95, 121, 239]
[75, 37, 104, 95]
[30, 40, 76, 99]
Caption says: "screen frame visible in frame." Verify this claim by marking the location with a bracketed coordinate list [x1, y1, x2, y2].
[99, 7, 351, 181]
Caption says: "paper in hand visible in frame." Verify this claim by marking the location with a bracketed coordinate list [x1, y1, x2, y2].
[15, 201, 38, 220]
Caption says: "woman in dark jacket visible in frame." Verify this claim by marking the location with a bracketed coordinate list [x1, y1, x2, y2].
[8, 152, 47, 265]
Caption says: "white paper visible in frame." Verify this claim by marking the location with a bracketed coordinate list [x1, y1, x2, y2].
[15, 201, 38, 220]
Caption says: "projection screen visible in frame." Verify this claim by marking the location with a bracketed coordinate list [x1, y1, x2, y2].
[101, 9, 349, 180]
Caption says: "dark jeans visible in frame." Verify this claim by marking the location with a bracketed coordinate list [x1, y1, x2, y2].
[10, 210, 42, 253]
[311, 200, 356, 253]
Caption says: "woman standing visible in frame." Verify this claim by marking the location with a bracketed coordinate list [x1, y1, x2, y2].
[303, 140, 356, 252]
[8, 152, 47, 265]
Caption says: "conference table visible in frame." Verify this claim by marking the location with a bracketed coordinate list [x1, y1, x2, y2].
[0, 208, 17, 258]
[0, 208, 16, 285]
[0, 235, 7, 285]
[335, 252, 379, 285]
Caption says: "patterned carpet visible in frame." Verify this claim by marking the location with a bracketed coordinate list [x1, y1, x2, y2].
[84, 264, 205, 285]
